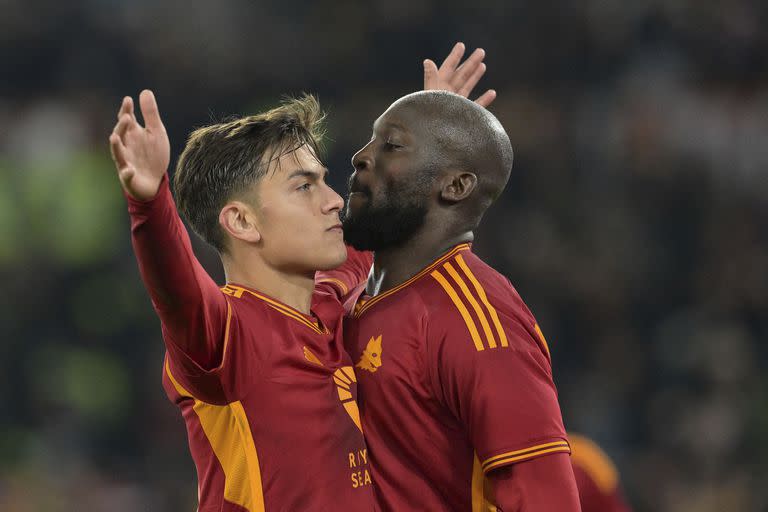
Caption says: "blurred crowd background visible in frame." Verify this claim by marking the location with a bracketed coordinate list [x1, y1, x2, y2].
[1, 1, 767, 511]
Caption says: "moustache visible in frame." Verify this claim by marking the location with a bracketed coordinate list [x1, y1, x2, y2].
[347, 174, 371, 196]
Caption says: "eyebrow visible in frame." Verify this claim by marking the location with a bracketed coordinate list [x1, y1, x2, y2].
[286, 167, 329, 180]
[372, 120, 407, 133]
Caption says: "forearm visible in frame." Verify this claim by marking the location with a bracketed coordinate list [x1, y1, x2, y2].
[128, 174, 227, 367]
[488, 453, 582, 512]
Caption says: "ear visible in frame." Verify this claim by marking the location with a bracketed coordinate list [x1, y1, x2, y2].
[219, 201, 262, 244]
[440, 171, 477, 203]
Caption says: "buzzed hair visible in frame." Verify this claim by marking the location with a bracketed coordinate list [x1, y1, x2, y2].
[173, 94, 326, 252]
[392, 91, 513, 218]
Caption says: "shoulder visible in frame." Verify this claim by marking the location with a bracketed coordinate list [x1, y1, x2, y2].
[419, 251, 543, 355]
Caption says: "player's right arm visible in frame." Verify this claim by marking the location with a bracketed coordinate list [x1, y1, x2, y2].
[109, 90, 229, 372]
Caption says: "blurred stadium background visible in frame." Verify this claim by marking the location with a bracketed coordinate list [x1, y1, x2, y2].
[1, 1, 767, 510]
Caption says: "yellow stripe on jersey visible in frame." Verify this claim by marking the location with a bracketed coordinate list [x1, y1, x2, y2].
[223, 284, 328, 335]
[569, 434, 619, 494]
[455, 254, 509, 348]
[316, 277, 349, 296]
[533, 324, 551, 358]
[444, 262, 497, 348]
[472, 454, 499, 512]
[481, 441, 571, 473]
[431, 269, 485, 351]
[165, 360, 265, 512]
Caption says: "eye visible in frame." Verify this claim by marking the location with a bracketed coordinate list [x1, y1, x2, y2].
[297, 183, 312, 191]
[384, 138, 402, 150]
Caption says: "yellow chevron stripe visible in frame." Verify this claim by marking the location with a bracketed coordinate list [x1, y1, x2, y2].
[444, 262, 497, 349]
[455, 254, 508, 347]
[431, 269, 485, 351]
[482, 441, 570, 471]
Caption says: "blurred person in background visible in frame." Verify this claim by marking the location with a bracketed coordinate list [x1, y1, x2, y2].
[570, 434, 633, 512]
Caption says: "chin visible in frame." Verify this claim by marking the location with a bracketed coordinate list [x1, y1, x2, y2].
[315, 242, 348, 271]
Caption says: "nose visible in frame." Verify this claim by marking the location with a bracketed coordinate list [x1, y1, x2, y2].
[351, 141, 373, 172]
[322, 182, 344, 215]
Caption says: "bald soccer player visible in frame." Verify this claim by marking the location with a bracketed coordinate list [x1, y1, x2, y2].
[319, 91, 581, 511]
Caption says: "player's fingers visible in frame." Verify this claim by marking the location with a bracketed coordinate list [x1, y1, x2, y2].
[452, 48, 485, 87]
[117, 96, 133, 120]
[438, 42, 465, 74]
[457, 63, 486, 98]
[140, 89, 165, 132]
[114, 113, 133, 140]
[423, 59, 439, 89]
[474, 89, 497, 108]
[109, 133, 128, 169]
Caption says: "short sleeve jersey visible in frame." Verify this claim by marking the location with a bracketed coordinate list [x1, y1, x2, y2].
[335, 244, 570, 511]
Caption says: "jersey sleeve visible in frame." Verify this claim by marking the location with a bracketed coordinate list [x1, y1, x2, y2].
[426, 279, 569, 474]
[315, 245, 373, 301]
[127, 175, 231, 383]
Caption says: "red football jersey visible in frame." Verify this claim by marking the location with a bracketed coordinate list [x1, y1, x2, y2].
[129, 177, 375, 511]
[321, 243, 571, 511]
[570, 434, 633, 512]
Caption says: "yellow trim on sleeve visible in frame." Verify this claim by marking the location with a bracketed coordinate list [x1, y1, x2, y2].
[431, 269, 485, 351]
[455, 254, 509, 348]
[165, 361, 265, 512]
[481, 440, 571, 473]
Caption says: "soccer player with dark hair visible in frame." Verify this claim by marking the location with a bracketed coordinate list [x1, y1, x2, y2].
[108, 43, 492, 511]
[319, 91, 582, 510]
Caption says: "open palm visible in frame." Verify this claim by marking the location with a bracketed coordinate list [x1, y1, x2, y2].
[109, 90, 171, 201]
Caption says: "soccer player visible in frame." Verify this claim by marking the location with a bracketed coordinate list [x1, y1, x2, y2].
[320, 91, 582, 510]
[109, 91, 376, 511]
[570, 434, 633, 512]
[108, 44, 493, 511]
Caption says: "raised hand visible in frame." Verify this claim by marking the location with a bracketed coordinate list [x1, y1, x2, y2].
[109, 90, 171, 201]
[423, 42, 496, 108]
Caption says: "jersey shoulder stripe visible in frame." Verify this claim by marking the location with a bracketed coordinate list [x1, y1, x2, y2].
[429, 253, 510, 352]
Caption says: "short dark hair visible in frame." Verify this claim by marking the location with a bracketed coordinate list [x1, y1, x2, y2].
[173, 94, 326, 252]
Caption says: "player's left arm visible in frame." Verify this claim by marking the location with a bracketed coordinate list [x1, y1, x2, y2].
[427, 287, 578, 510]
[487, 453, 582, 511]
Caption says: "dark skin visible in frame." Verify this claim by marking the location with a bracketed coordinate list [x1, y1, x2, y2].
[348, 92, 581, 511]
[349, 102, 480, 295]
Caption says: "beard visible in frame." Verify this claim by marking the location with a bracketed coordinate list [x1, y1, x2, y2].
[342, 173, 432, 252]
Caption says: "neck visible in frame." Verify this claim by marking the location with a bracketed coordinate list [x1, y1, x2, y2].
[369, 224, 473, 296]
[222, 249, 315, 314]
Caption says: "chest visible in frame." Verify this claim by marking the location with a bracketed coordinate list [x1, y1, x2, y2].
[344, 306, 432, 402]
